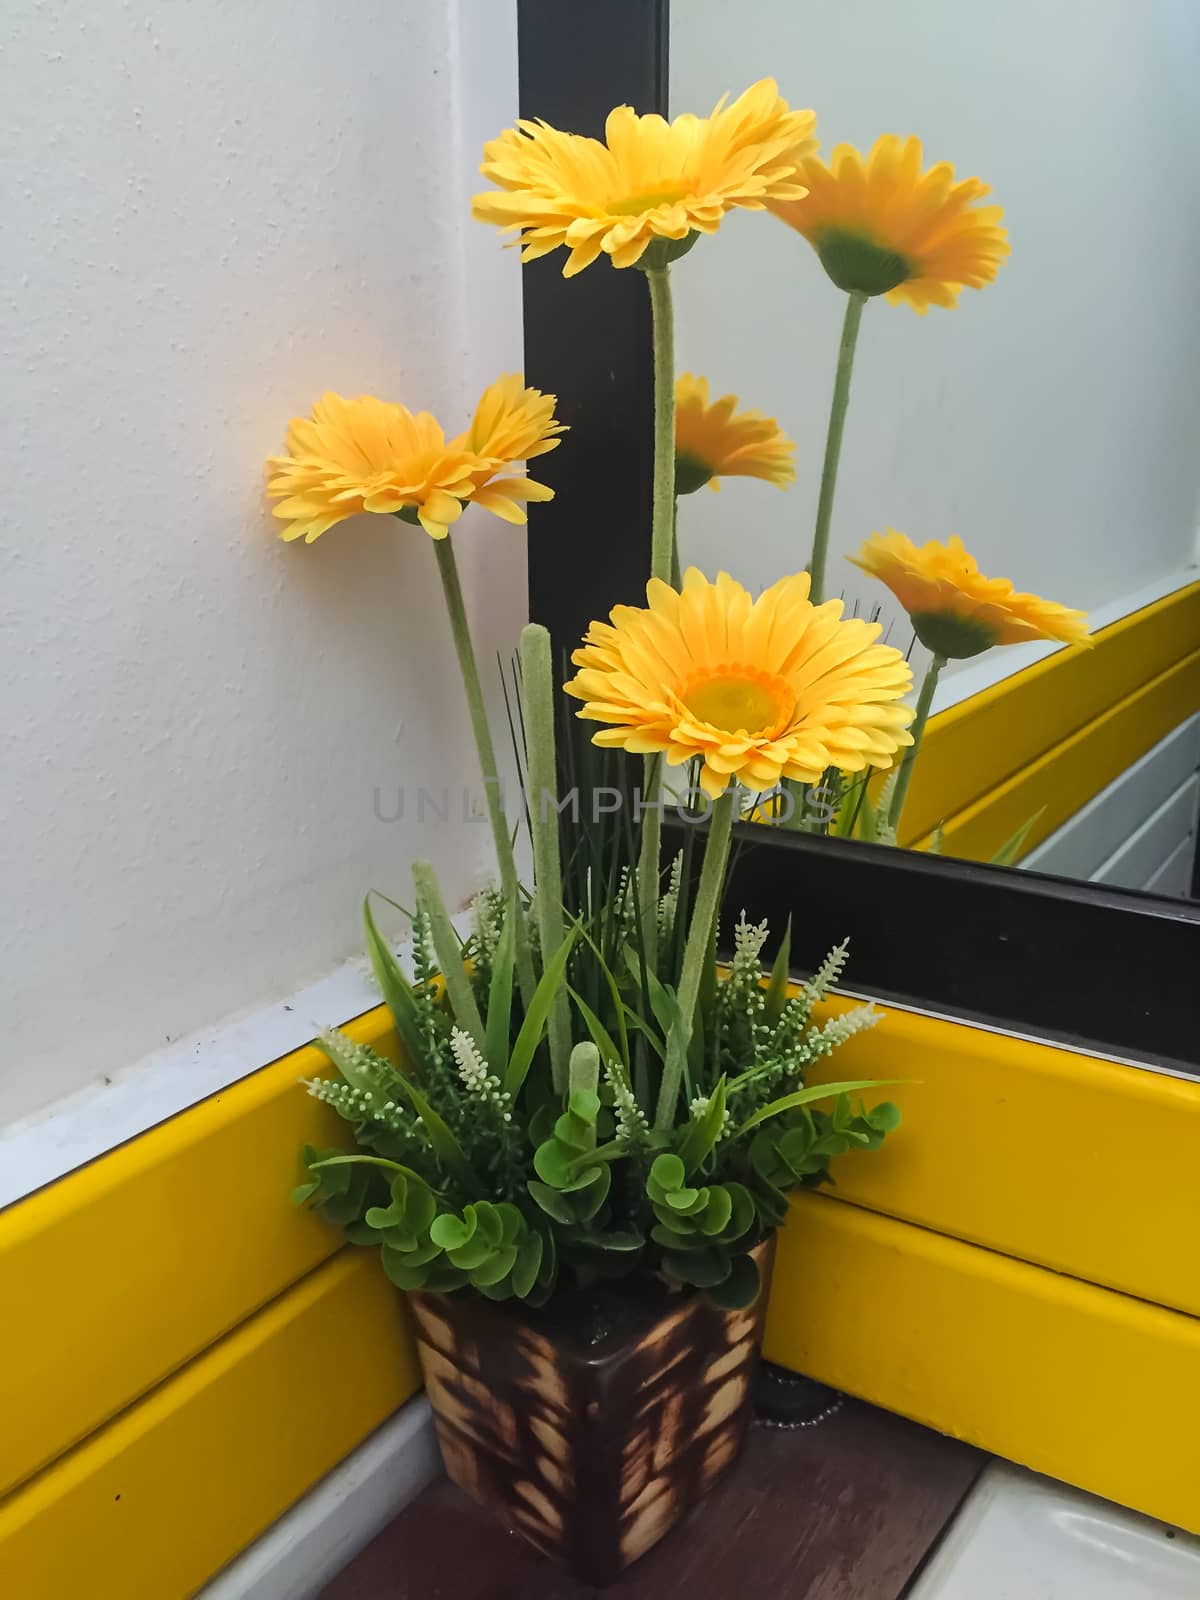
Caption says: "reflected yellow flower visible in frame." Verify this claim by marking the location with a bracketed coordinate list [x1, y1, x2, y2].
[770, 136, 1009, 312]
[472, 80, 817, 277]
[674, 374, 796, 495]
[564, 568, 914, 799]
[849, 532, 1090, 658]
[267, 378, 562, 542]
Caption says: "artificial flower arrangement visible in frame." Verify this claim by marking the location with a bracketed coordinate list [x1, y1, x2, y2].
[265, 78, 1072, 1579]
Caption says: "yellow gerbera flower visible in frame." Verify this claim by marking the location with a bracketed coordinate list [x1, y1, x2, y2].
[564, 568, 914, 799]
[770, 135, 1009, 313]
[849, 532, 1090, 658]
[450, 373, 566, 524]
[267, 378, 562, 542]
[472, 79, 817, 278]
[674, 374, 796, 495]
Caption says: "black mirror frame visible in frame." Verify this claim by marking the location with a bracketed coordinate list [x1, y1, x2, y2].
[514, 0, 1200, 1076]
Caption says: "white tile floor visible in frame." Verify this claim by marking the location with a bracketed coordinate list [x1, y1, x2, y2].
[910, 1462, 1200, 1599]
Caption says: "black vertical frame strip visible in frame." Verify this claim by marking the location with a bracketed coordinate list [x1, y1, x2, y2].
[515, 0, 1200, 1074]
[518, 0, 668, 656]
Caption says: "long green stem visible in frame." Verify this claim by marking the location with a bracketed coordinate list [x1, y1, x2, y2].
[887, 652, 946, 833]
[637, 265, 678, 969]
[432, 535, 536, 1006]
[646, 266, 676, 586]
[809, 291, 867, 605]
[654, 789, 734, 1128]
[518, 623, 572, 1093]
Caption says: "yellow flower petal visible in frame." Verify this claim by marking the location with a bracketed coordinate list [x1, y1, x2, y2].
[674, 374, 796, 494]
[769, 135, 1009, 312]
[849, 531, 1090, 657]
[564, 567, 914, 796]
[473, 80, 817, 277]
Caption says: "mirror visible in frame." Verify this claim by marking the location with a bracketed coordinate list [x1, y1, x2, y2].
[670, 1, 1200, 899]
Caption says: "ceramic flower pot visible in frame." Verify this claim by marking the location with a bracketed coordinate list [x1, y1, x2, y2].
[408, 1237, 775, 1584]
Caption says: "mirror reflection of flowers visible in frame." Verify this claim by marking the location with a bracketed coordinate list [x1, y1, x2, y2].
[850, 531, 1091, 835]
[770, 135, 1010, 612]
[674, 375, 796, 496]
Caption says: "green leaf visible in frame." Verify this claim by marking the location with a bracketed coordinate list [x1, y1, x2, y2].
[734, 1079, 903, 1139]
[649, 1152, 685, 1193]
[698, 1186, 733, 1236]
[389, 1073, 476, 1189]
[661, 1246, 733, 1288]
[533, 1140, 575, 1189]
[308, 1154, 429, 1187]
[527, 1180, 576, 1224]
[585, 1230, 644, 1253]
[676, 1076, 728, 1175]
[567, 987, 624, 1075]
[868, 1101, 902, 1132]
[706, 1253, 761, 1310]
[990, 807, 1047, 866]
[429, 1213, 474, 1251]
[362, 895, 426, 1069]
[503, 925, 580, 1099]
[484, 892, 517, 1076]
[764, 919, 793, 1023]
[511, 1230, 544, 1297]
[291, 1181, 320, 1205]
[469, 1244, 518, 1287]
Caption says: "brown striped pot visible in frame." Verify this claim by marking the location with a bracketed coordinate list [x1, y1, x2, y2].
[408, 1237, 775, 1585]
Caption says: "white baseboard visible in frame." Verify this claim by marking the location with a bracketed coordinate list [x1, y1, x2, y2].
[200, 1396, 440, 1600]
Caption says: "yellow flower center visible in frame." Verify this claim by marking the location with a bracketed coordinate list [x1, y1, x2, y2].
[609, 186, 691, 216]
[684, 671, 792, 736]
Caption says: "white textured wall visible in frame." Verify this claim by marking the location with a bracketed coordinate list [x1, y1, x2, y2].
[1, 1, 525, 1122]
[672, 0, 1200, 667]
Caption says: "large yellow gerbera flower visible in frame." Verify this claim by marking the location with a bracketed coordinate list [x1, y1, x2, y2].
[267, 378, 562, 542]
[472, 80, 817, 278]
[770, 135, 1009, 313]
[564, 568, 914, 799]
[674, 374, 796, 495]
[849, 532, 1090, 658]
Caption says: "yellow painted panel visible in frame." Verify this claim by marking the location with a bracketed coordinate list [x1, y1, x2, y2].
[900, 581, 1200, 842]
[807, 1001, 1200, 1317]
[0, 1006, 398, 1498]
[765, 1193, 1200, 1533]
[0, 1249, 419, 1600]
[918, 647, 1200, 860]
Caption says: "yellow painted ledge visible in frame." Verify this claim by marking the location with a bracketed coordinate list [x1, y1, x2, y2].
[900, 580, 1200, 844]
[765, 1192, 1200, 1534]
[0, 1005, 397, 1499]
[808, 999, 1200, 1319]
[917, 647, 1200, 860]
[0, 1249, 419, 1600]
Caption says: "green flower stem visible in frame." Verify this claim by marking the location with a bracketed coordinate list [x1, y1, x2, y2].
[809, 290, 867, 605]
[432, 535, 536, 1007]
[646, 265, 677, 587]
[654, 788, 734, 1128]
[635, 266, 678, 969]
[412, 859, 485, 1048]
[670, 493, 681, 589]
[887, 651, 946, 832]
[518, 623, 573, 1094]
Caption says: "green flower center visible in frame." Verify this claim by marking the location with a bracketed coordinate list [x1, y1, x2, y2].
[675, 452, 714, 496]
[609, 187, 690, 216]
[814, 229, 912, 297]
[910, 611, 999, 660]
[686, 674, 788, 736]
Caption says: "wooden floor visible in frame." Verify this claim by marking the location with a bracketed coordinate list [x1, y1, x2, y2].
[318, 1400, 984, 1599]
